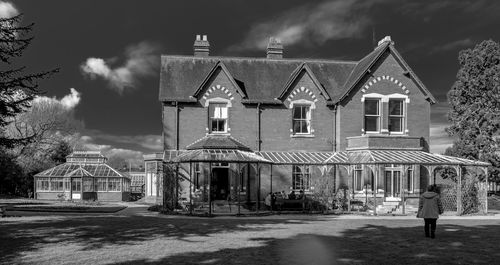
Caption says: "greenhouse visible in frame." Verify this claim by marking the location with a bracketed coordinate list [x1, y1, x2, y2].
[34, 151, 131, 201]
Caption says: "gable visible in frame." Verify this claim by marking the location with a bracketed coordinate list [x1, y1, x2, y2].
[338, 43, 436, 104]
[194, 66, 242, 107]
[192, 61, 247, 101]
[278, 63, 331, 103]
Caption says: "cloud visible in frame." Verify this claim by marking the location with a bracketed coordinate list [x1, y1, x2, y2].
[75, 135, 146, 167]
[88, 132, 162, 152]
[0, 1, 18, 18]
[33, 88, 81, 109]
[81, 41, 161, 94]
[430, 39, 474, 54]
[430, 123, 454, 154]
[230, 0, 378, 51]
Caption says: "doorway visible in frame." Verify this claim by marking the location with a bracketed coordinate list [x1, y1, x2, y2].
[385, 169, 401, 198]
[212, 168, 229, 200]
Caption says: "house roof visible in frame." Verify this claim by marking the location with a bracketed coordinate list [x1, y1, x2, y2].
[186, 134, 252, 151]
[159, 56, 356, 103]
[160, 40, 437, 105]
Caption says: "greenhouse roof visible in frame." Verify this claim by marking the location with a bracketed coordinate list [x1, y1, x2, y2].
[35, 162, 129, 179]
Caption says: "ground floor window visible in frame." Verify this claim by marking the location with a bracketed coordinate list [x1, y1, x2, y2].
[83, 177, 93, 192]
[37, 177, 49, 191]
[354, 165, 363, 191]
[407, 167, 415, 193]
[123, 179, 130, 192]
[95, 178, 107, 191]
[292, 165, 311, 190]
[71, 179, 82, 192]
[194, 163, 202, 190]
[108, 178, 121, 191]
[50, 178, 64, 191]
[64, 178, 70, 191]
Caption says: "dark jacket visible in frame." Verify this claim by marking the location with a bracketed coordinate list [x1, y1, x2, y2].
[418, 191, 444, 219]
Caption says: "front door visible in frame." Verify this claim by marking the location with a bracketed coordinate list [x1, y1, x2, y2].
[385, 170, 401, 197]
[212, 168, 229, 200]
[71, 178, 82, 200]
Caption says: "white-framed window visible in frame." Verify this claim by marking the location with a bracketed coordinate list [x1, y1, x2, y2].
[95, 178, 107, 191]
[292, 165, 311, 190]
[194, 162, 202, 190]
[354, 165, 363, 191]
[389, 98, 405, 133]
[209, 103, 228, 133]
[37, 177, 50, 191]
[50, 178, 64, 191]
[407, 166, 414, 193]
[364, 99, 380, 133]
[108, 178, 121, 191]
[292, 105, 312, 134]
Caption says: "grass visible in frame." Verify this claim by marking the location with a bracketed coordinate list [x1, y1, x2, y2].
[0, 199, 126, 213]
[1, 212, 500, 264]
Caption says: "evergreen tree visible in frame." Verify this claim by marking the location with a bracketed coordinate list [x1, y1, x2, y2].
[446, 39, 500, 183]
[0, 14, 58, 148]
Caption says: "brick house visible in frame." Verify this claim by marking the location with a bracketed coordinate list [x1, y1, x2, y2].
[146, 35, 489, 214]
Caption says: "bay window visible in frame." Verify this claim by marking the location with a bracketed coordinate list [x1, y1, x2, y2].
[364, 99, 380, 133]
[389, 99, 404, 133]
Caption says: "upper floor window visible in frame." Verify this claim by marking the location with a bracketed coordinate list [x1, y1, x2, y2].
[209, 103, 228, 133]
[292, 105, 311, 134]
[389, 99, 404, 133]
[364, 99, 380, 133]
[292, 165, 311, 190]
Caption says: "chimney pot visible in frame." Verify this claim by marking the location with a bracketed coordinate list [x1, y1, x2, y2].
[194, 34, 210, 57]
[267, 37, 283, 59]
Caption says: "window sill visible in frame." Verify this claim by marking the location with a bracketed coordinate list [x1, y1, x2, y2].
[290, 134, 315, 138]
[207, 132, 231, 136]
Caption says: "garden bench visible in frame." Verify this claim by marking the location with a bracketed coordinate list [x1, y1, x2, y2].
[276, 198, 308, 211]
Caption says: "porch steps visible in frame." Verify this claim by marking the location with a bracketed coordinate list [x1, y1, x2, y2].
[376, 198, 418, 215]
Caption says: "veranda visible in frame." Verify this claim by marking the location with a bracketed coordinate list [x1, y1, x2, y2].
[163, 149, 489, 216]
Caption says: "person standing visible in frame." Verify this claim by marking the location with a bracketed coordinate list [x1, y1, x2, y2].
[417, 185, 444, 238]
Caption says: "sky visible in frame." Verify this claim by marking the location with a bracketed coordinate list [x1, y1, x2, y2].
[3, 0, 500, 165]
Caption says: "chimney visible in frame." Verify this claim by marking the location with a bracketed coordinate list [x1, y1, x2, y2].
[194, 34, 210, 57]
[267, 37, 283, 59]
[377, 36, 394, 47]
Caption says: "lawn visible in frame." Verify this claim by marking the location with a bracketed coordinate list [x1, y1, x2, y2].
[1, 213, 499, 265]
[0, 198, 126, 213]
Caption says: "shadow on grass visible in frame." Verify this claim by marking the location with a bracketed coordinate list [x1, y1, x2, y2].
[0, 215, 317, 264]
[1, 216, 500, 265]
[114, 222, 500, 265]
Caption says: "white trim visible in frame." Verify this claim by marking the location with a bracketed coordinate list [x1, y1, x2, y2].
[289, 99, 316, 109]
[204, 97, 232, 107]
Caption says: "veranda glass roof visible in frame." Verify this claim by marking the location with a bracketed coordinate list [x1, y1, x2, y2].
[342, 150, 490, 166]
[170, 149, 272, 163]
[165, 149, 489, 167]
[256, 151, 348, 165]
